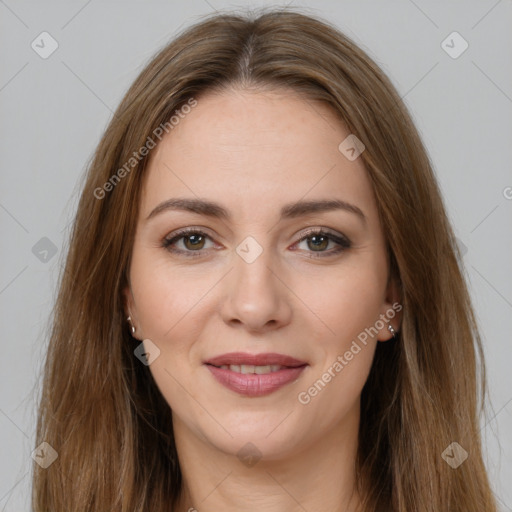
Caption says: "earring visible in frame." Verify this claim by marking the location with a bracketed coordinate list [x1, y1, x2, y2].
[387, 324, 397, 339]
[127, 316, 136, 335]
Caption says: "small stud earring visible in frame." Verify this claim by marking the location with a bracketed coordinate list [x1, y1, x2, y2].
[387, 324, 397, 339]
[127, 316, 136, 335]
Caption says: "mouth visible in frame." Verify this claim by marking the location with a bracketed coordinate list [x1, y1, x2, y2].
[203, 352, 308, 396]
[209, 363, 289, 374]
[204, 351, 307, 368]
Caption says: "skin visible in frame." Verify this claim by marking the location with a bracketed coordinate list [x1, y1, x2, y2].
[124, 87, 401, 512]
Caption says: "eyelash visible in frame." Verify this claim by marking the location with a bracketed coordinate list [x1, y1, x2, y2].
[162, 227, 351, 259]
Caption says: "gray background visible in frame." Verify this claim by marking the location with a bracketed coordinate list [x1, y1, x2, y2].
[1, 0, 511, 510]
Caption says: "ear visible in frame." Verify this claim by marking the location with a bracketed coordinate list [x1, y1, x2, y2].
[122, 281, 141, 340]
[376, 276, 402, 342]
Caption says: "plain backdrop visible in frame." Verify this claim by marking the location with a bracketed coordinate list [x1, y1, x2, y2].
[0, 1, 511, 510]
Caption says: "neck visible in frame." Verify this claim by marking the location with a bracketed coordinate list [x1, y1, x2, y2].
[172, 404, 363, 512]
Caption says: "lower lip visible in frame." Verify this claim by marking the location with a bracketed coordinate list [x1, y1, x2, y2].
[205, 364, 307, 397]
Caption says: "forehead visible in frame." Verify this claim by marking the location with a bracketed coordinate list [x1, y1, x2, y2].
[140, 88, 378, 223]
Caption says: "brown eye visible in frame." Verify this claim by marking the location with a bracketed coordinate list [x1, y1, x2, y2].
[306, 234, 330, 251]
[182, 233, 206, 250]
[162, 229, 214, 257]
[295, 229, 351, 258]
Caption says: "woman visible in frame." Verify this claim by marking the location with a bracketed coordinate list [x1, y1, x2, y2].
[32, 8, 497, 512]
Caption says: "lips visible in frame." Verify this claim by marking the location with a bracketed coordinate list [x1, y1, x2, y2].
[204, 352, 307, 368]
[204, 352, 308, 397]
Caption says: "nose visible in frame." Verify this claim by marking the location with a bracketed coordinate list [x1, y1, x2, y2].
[220, 241, 292, 333]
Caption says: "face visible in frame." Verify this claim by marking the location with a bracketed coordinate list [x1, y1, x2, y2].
[124, 87, 399, 460]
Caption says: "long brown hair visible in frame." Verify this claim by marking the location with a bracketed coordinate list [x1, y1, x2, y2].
[32, 8, 497, 511]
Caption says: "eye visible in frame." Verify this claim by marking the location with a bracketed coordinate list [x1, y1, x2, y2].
[162, 227, 351, 258]
[162, 228, 215, 257]
[293, 228, 351, 258]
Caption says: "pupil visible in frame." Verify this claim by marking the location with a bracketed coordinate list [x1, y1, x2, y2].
[309, 235, 327, 251]
[186, 235, 203, 249]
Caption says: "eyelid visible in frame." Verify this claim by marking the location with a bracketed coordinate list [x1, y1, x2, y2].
[296, 226, 344, 240]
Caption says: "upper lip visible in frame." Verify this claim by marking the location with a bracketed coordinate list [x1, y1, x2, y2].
[204, 352, 307, 368]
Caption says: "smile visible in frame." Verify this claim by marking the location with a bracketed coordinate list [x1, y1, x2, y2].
[203, 352, 308, 396]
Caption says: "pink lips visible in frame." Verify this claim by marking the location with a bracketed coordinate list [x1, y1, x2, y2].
[204, 352, 308, 397]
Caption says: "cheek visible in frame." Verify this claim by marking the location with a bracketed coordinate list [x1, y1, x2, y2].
[129, 249, 214, 339]
[291, 257, 386, 417]
[296, 258, 388, 349]
[128, 252, 213, 416]
[297, 345, 375, 438]
[294, 267, 384, 424]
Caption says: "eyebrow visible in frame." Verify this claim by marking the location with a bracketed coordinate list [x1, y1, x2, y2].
[146, 197, 366, 223]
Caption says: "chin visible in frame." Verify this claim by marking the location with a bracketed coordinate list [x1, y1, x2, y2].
[192, 410, 309, 462]
[208, 430, 305, 464]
